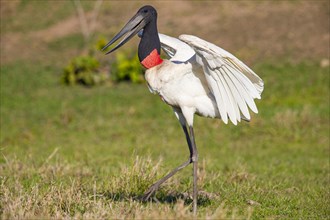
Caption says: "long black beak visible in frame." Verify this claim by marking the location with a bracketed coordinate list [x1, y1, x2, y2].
[102, 13, 148, 54]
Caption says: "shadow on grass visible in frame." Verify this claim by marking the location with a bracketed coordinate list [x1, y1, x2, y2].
[99, 190, 217, 207]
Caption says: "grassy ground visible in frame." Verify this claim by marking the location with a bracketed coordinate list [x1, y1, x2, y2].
[1, 1, 329, 219]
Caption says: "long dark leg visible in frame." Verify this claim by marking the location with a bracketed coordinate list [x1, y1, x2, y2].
[141, 124, 194, 201]
[189, 126, 198, 215]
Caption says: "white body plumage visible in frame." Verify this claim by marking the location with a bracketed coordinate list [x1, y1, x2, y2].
[146, 60, 219, 126]
[145, 34, 264, 126]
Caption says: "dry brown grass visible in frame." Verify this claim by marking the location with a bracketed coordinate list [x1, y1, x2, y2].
[0, 155, 252, 219]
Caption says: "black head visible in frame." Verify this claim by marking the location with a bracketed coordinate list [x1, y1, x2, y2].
[137, 5, 157, 20]
[102, 5, 158, 54]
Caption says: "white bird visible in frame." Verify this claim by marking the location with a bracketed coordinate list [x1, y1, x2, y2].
[102, 5, 264, 214]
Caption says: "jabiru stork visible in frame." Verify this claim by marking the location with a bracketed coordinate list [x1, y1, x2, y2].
[102, 5, 264, 214]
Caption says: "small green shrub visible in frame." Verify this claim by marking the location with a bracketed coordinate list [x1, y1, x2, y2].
[61, 55, 108, 86]
[62, 36, 144, 86]
[111, 50, 144, 84]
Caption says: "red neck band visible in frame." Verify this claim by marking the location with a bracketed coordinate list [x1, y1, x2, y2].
[141, 49, 163, 69]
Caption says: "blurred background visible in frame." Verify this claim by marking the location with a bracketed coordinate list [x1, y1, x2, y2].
[2, 1, 329, 63]
[1, 0, 329, 218]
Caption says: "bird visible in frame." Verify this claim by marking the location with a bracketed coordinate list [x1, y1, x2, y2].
[102, 5, 264, 215]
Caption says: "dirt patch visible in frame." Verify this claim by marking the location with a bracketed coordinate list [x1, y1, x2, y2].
[34, 15, 80, 42]
[155, 1, 329, 63]
[1, 1, 329, 65]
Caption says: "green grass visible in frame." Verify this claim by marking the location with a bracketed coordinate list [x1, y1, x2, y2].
[1, 59, 329, 218]
[1, 1, 329, 218]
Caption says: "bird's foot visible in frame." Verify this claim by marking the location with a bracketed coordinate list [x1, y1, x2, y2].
[140, 183, 160, 201]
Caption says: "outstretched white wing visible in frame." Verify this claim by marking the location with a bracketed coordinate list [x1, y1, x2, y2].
[157, 33, 264, 125]
[179, 34, 264, 125]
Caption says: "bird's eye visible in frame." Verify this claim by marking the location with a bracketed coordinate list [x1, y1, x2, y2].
[143, 9, 148, 13]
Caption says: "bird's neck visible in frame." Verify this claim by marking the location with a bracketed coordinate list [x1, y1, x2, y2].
[138, 19, 163, 69]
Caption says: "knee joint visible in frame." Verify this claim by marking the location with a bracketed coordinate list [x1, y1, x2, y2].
[191, 155, 198, 162]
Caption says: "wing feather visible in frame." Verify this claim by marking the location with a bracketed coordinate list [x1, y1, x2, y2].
[199, 51, 238, 123]
[222, 66, 251, 120]
[158, 33, 195, 62]
[221, 65, 249, 121]
[179, 34, 264, 124]
[200, 58, 228, 124]
[224, 65, 258, 113]
[216, 69, 240, 124]
[223, 60, 261, 100]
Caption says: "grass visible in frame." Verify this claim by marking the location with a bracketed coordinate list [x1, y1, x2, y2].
[1, 59, 329, 219]
[1, 1, 329, 218]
